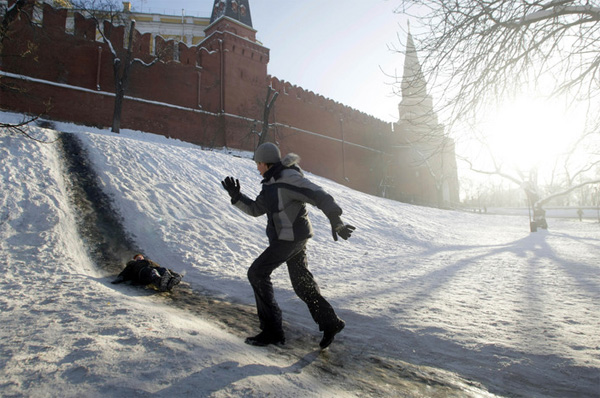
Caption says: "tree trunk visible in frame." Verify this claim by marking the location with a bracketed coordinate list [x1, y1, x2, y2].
[0, 0, 25, 45]
[257, 87, 278, 147]
[111, 20, 136, 134]
[111, 83, 124, 133]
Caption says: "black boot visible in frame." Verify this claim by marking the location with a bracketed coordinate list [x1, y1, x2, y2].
[320, 319, 345, 349]
[166, 274, 182, 291]
[158, 271, 172, 292]
[245, 330, 285, 346]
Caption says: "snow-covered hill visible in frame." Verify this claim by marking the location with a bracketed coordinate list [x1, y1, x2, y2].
[1, 111, 598, 397]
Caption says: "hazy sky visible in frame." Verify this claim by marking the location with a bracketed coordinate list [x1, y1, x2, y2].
[133, 0, 408, 122]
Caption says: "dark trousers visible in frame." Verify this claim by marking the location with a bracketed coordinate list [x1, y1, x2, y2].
[247, 239, 339, 334]
[138, 267, 167, 285]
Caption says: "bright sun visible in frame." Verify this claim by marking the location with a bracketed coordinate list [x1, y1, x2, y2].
[482, 97, 583, 171]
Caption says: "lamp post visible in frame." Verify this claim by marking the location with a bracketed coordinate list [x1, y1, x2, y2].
[595, 186, 600, 223]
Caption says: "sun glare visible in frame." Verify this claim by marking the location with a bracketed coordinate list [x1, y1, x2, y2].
[483, 97, 582, 171]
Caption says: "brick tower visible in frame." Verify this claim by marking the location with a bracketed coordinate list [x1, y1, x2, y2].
[202, 0, 269, 149]
[391, 27, 459, 207]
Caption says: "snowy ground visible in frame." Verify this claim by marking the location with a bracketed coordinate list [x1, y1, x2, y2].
[1, 111, 598, 398]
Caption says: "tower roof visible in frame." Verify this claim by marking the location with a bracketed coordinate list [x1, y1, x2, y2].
[210, 0, 253, 28]
[398, 25, 441, 133]
[401, 28, 427, 99]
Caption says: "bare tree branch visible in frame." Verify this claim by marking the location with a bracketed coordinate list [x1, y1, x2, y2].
[1, 117, 59, 144]
[538, 178, 600, 206]
[397, 0, 600, 126]
[394, 0, 600, 224]
[70, 0, 166, 133]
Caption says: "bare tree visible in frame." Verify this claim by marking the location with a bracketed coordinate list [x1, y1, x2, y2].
[0, 0, 26, 44]
[242, 86, 280, 155]
[394, 0, 600, 225]
[256, 86, 278, 148]
[70, 0, 161, 133]
[396, 0, 600, 124]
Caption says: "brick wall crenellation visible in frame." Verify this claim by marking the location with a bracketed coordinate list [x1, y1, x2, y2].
[1, 0, 458, 204]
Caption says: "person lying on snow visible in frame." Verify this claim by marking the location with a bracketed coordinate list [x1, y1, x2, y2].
[112, 254, 182, 292]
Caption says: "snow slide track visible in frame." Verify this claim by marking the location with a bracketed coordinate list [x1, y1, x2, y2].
[58, 132, 498, 397]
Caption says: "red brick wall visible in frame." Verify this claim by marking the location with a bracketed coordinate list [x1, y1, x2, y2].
[1, 1, 457, 203]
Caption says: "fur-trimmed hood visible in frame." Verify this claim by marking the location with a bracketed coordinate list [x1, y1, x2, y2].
[262, 153, 303, 183]
[281, 153, 301, 167]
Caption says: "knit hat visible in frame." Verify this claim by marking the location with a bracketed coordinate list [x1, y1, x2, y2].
[254, 142, 281, 164]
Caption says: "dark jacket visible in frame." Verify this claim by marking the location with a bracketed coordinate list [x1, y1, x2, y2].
[233, 154, 342, 243]
[112, 258, 162, 285]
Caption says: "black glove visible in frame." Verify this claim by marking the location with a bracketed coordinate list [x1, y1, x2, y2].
[221, 176, 241, 203]
[329, 214, 356, 241]
[333, 223, 356, 241]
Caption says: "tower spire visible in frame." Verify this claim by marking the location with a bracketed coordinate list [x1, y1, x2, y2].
[398, 24, 441, 133]
[210, 0, 253, 28]
[401, 25, 426, 100]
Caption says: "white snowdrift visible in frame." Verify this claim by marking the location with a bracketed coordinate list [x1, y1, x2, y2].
[0, 111, 598, 397]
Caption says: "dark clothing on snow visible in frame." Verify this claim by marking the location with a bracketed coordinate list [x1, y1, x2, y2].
[231, 154, 344, 335]
[112, 258, 181, 291]
[248, 239, 339, 334]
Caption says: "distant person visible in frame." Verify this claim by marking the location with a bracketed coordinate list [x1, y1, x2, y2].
[577, 208, 583, 221]
[533, 206, 548, 229]
[112, 254, 182, 292]
[221, 142, 355, 349]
